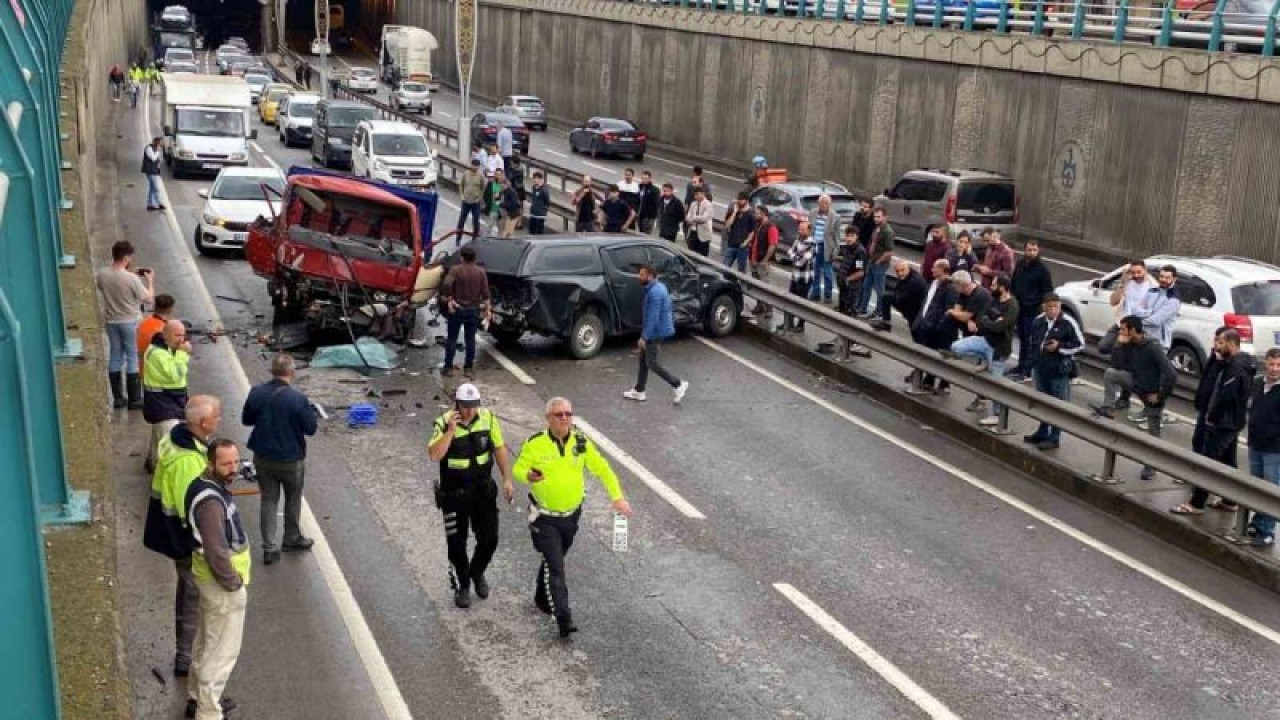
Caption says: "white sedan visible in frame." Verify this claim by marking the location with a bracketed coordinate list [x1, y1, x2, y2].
[346, 68, 379, 93]
[195, 167, 286, 256]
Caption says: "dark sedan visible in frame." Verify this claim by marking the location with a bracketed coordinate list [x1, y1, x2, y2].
[568, 117, 647, 160]
[460, 234, 742, 359]
[747, 181, 863, 253]
[469, 112, 530, 154]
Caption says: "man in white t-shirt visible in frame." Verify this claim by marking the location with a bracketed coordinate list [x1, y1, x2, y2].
[1099, 260, 1156, 356]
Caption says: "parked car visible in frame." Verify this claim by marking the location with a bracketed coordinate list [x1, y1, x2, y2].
[258, 84, 292, 125]
[462, 234, 743, 359]
[1055, 255, 1280, 376]
[351, 119, 438, 190]
[345, 67, 379, 93]
[873, 168, 1018, 248]
[748, 181, 862, 253]
[311, 100, 378, 169]
[568, 117, 647, 160]
[469, 112, 530, 154]
[495, 95, 547, 131]
[195, 166, 286, 255]
[216, 50, 249, 74]
[390, 81, 432, 114]
[276, 93, 321, 147]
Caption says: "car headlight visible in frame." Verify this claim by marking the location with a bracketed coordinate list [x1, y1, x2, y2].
[177, 149, 195, 159]
[229, 152, 247, 162]
[202, 212, 224, 227]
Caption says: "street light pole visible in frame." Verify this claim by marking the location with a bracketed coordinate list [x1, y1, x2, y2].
[457, 0, 478, 157]
[314, 0, 330, 99]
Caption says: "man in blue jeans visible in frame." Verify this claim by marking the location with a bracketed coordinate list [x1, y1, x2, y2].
[1243, 348, 1280, 547]
[624, 264, 689, 404]
[142, 137, 165, 211]
[1021, 293, 1083, 451]
[95, 240, 154, 408]
[857, 208, 895, 316]
[441, 246, 490, 379]
[807, 195, 842, 304]
[722, 193, 755, 273]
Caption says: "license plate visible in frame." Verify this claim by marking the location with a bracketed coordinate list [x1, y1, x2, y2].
[232, 232, 248, 243]
[202, 163, 222, 170]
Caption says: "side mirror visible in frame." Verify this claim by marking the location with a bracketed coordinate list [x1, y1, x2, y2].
[1089, 278, 1101, 289]
[163, 125, 172, 136]
[249, 129, 258, 140]
[197, 188, 209, 198]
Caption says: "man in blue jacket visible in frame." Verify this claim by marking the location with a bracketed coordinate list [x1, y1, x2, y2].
[624, 265, 690, 404]
[242, 354, 319, 565]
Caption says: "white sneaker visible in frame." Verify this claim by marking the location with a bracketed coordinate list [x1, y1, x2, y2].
[673, 381, 689, 404]
[978, 416, 999, 427]
[623, 389, 647, 402]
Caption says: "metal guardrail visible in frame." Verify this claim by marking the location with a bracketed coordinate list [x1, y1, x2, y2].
[625, 0, 1280, 56]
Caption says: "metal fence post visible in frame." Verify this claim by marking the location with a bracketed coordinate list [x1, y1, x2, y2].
[1114, 0, 1131, 41]
[997, 0, 1011, 32]
[20, 0, 75, 263]
[964, 0, 978, 30]
[1209, 0, 1226, 51]
[1265, 0, 1280, 55]
[1070, 0, 1086, 37]
[1032, 0, 1047, 34]
[0, 290, 63, 720]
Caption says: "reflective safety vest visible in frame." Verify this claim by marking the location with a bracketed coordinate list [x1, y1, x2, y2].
[143, 345, 190, 391]
[185, 477, 252, 586]
[142, 426, 206, 559]
[512, 429, 624, 514]
[435, 408, 499, 494]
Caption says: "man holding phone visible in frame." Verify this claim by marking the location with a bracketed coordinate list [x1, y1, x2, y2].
[514, 397, 632, 639]
[428, 383, 515, 609]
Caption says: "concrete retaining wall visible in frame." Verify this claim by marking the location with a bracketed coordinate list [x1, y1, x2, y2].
[396, 0, 1280, 263]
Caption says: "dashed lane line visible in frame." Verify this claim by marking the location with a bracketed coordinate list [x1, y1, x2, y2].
[696, 336, 1280, 647]
[774, 583, 961, 720]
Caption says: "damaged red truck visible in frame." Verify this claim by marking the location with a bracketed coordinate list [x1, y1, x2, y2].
[246, 167, 444, 344]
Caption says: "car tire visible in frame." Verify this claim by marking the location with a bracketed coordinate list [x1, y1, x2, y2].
[569, 135, 578, 154]
[1168, 342, 1203, 377]
[703, 293, 740, 338]
[566, 308, 605, 360]
[426, 106, 432, 116]
[193, 226, 207, 256]
[634, 153, 645, 162]
[490, 327, 522, 348]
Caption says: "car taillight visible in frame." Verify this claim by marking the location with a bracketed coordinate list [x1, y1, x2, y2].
[1225, 313, 1255, 343]
[603, 132, 616, 141]
[636, 133, 648, 141]
[944, 194, 958, 223]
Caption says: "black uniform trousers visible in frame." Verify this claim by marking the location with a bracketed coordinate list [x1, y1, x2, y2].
[531, 508, 581, 619]
[442, 485, 499, 591]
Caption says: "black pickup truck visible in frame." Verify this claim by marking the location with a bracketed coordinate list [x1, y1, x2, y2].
[462, 234, 743, 359]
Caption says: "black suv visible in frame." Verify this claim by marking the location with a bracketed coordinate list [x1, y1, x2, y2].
[311, 100, 378, 170]
[461, 235, 743, 359]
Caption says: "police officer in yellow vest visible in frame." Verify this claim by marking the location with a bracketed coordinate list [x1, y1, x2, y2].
[428, 383, 515, 609]
[513, 396, 632, 639]
[184, 439, 251, 720]
[142, 395, 221, 680]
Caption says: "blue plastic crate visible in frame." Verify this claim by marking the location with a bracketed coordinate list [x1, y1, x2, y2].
[348, 403, 379, 428]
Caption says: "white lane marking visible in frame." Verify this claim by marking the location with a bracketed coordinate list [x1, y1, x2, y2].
[481, 343, 536, 385]
[582, 161, 615, 175]
[436, 111, 452, 119]
[482, 346, 706, 519]
[249, 141, 282, 173]
[542, 149, 568, 159]
[574, 418, 707, 520]
[696, 336, 1280, 647]
[774, 583, 960, 720]
[642, 151, 740, 182]
[436, 196, 461, 212]
[144, 88, 414, 720]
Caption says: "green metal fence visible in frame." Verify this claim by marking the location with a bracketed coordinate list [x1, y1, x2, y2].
[0, 0, 92, 716]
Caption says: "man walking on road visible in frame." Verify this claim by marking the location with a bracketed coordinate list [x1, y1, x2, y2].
[143, 319, 191, 473]
[636, 171, 661, 235]
[243, 354, 319, 566]
[97, 240, 154, 409]
[1022, 293, 1083, 451]
[1008, 241, 1054, 381]
[186, 439, 251, 720]
[657, 183, 685, 243]
[624, 265, 689, 404]
[685, 186, 715, 256]
[440, 245, 491, 379]
[428, 383, 515, 608]
[142, 136, 165, 211]
[456, 160, 485, 241]
[527, 172, 551, 235]
[143, 395, 221, 680]
[514, 397, 632, 639]
[856, 208, 894, 317]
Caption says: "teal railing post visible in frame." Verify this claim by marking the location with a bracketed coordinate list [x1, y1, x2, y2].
[19, 1, 76, 260]
[1209, 0, 1226, 50]
[0, 2, 88, 524]
[1071, 0, 1087, 37]
[1158, 0, 1175, 45]
[879, 0, 892, 23]
[817, 0, 828, 18]
[1264, 0, 1280, 55]
[836, 0, 848, 19]
[1114, 0, 1131, 41]
[907, 0, 919, 25]
[997, 0, 1011, 32]
[855, 0, 867, 22]
[0, 290, 63, 720]
[964, 0, 978, 30]
[1032, 0, 1048, 34]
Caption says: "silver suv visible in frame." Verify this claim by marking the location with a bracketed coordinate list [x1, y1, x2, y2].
[875, 168, 1018, 248]
[496, 95, 547, 131]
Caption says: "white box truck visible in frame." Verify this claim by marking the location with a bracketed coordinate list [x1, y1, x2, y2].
[378, 25, 440, 92]
[159, 73, 257, 178]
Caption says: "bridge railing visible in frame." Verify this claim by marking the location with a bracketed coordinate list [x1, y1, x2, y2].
[623, 0, 1280, 56]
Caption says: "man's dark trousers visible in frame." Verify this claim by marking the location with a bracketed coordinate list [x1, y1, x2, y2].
[1013, 309, 1037, 375]
[456, 202, 482, 239]
[531, 509, 581, 618]
[174, 556, 198, 665]
[444, 307, 481, 370]
[257, 458, 306, 553]
[442, 486, 499, 591]
[636, 341, 680, 392]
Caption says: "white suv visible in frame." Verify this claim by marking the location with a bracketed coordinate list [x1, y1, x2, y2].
[351, 120, 438, 190]
[1056, 255, 1280, 376]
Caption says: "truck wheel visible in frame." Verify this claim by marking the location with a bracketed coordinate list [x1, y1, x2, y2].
[567, 309, 604, 360]
[703, 293, 740, 338]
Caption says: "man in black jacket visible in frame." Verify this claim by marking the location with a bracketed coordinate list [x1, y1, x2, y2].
[872, 260, 926, 332]
[908, 259, 957, 394]
[657, 183, 685, 243]
[1089, 316, 1175, 478]
[1023, 293, 1083, 450]
[1008, 241, 1054, 381]
[636, 171, 661, 235]
[242, 354, 319, 565]
[527, 172, 551, 235]
[1172, 328, 1254, 514]
[1243, 348, 1280, 547]
[950, 274, 1019, 426]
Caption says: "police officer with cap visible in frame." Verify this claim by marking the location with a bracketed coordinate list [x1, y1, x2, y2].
[513, 396, 632, 639]
[428, 383, 515, 608]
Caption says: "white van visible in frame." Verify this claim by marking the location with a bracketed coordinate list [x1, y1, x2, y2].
[351, 120, 437, 191]
[160, 73, 256, 178]
[277, 93, 321, 148]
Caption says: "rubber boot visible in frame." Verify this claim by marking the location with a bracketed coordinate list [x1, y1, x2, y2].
[126, 373, 144, 410]
[109, 371, 127, 409]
